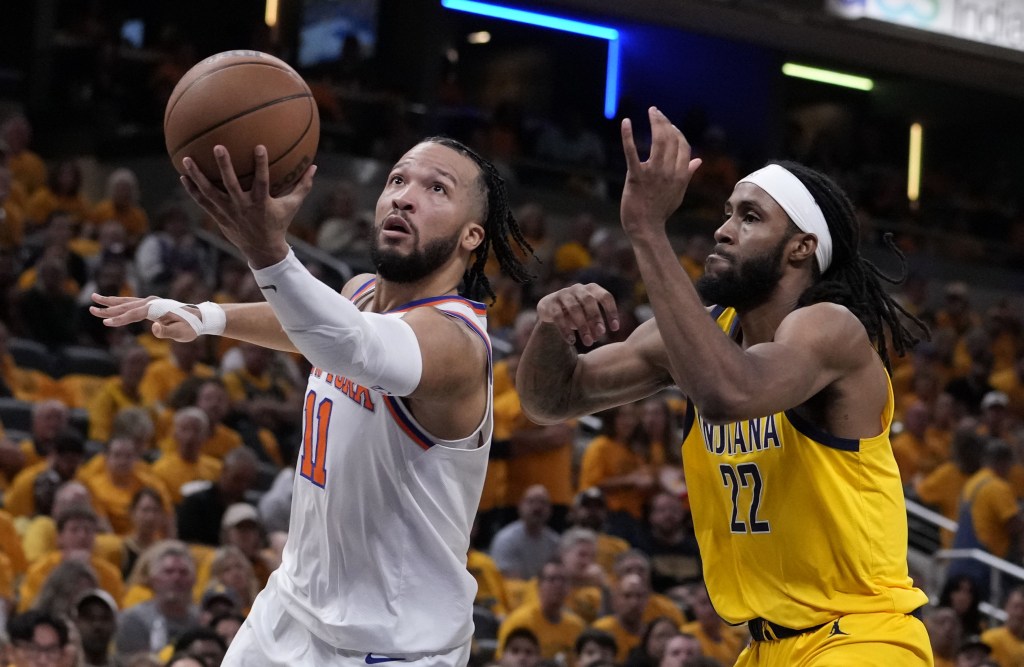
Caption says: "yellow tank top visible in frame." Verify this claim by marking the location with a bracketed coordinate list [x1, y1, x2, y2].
[680, 307, 927, 627]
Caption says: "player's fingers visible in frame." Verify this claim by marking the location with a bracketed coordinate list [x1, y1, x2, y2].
[151, 320, 198, 342]
[89, 295, 158, 321]
[688, 157, 703, 180]
[214, 145, 245, 198]
[181, 156, 217, 195]
[91, 293, 151, 308]
[557, 293, 598, 347]
[95, 302, 155, 327]
[285, 164, 317, 203]
[590, 288, 621, 332]
[649, 107, 676, 170]
[250, 145, 271, 200]
[620, 118, 642, 173]
[575, 286, 610, 341]
[546, 307, 578, 346]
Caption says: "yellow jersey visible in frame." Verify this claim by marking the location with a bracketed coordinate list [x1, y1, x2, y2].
[680, 307, 927, 628]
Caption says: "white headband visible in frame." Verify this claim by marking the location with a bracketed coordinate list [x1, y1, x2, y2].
[737, 164, 832, 273]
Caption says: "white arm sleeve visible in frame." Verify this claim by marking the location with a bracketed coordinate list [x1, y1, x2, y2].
[251, 249, 423, 396]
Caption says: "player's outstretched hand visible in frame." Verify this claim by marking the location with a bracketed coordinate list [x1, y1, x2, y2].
[620, 106, 702, 239]
[180, 144, 316, 269]
[89, 293, 200, 342]
[536, 283, 619, 347]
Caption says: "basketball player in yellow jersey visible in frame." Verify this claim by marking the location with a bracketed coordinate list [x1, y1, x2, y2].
[517, 107, 934, 666]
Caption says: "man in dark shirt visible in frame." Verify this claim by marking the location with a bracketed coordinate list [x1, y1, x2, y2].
[176, 446, 259, 545]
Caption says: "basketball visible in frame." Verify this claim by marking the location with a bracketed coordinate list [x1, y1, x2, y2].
[164, 50, 320, 196]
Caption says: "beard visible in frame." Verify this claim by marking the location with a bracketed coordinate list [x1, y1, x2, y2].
[696, 236, 788, 311]
[370, 228, 462, 284]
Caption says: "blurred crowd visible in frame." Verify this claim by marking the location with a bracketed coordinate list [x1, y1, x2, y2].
[0, 9, 1023, 665]
[0, 105, 1022, 667]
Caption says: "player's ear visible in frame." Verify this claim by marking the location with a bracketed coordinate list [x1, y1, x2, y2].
[461, 222, 484, 253]
[790, 233, 817, 265]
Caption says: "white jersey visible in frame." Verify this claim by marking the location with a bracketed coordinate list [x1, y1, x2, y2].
[269, 280, 492, 653]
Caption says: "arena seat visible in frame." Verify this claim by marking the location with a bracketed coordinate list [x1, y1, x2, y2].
[7, 337, 55, 376]
[54, 345, 118, 379]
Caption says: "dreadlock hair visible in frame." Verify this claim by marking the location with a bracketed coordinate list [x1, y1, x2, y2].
[770, 160, 929, 371]
[423, 136, 534, 302]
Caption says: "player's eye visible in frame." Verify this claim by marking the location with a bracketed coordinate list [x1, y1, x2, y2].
[432, 183, 447, 194]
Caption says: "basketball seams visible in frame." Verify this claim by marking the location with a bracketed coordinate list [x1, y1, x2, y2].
[167, 93, 313, 156]
[224, 97, 318, 192]
[164, 60, 305, 128]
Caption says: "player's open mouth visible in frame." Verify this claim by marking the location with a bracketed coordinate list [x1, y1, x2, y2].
[382, 214, 413, 239]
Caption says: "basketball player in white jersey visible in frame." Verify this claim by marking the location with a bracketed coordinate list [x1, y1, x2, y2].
[92, 137, 533, 665]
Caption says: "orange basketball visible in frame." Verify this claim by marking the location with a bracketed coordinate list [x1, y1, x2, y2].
[164, 50, 320, 196]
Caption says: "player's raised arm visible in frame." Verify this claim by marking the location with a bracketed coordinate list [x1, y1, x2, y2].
[517, 283, 675, 424]
[90, 294, 298, 351]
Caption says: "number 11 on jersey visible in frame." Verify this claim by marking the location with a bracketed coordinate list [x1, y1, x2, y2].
[301, 390, 333, 487]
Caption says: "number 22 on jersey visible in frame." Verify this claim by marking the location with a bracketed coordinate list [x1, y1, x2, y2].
[301, 390, 333, 487]
[720, 462, 770, 534]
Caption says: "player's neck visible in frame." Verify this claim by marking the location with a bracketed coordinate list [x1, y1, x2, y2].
[734, 274, 809, 346]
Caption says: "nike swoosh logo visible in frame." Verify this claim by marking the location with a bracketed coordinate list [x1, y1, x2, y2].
[260, 284, 278, 292]
[365, 655, 405, 664]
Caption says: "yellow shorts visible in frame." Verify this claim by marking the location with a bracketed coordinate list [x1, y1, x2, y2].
[736, 612, 933, 667]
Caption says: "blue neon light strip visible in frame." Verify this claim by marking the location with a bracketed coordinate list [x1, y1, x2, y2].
[441, 0, 621, 119]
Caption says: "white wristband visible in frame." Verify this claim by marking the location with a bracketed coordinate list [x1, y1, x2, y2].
[146, 299, 226, 336]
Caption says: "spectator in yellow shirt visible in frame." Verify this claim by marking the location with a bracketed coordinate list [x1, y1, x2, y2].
[592, 573, 650, 663]
[680, 583, 746, 667]
[4, 428, 86, 518]
[612, 550, 686, 628]
[151, 408, 222, 505]
[468, 546, 509, 619]
[139, 340, 215, 410]
[948, 439, 1023, 597]
[25, 159, 91, 230]
[981, 587, 1024, 667]
[567, 487, 630, 579]
[84, 436, 172, 535]
[18, 506, 125, 612]
[87, 345, 152, 442]
[915, 428, 986, 548]
[552, 213, 595, 278]
[578, 402, 655, 538]
[80, 406, 158, 482]
[496, 559, 586, 663]
[220, 342, 299, 444]
[121, 487, 174, 580]
[18, 399, 72, 470]
[515, 527, 606, 624]
[20, 480, 119, 568]
[2, 113, 47, 195]
[165, 378, 244, 461]
[89, 168, 149, 245]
